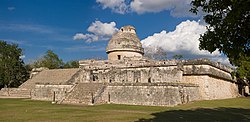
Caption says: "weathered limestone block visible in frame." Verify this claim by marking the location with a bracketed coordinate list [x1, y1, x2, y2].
[183, 75, 239, 100]
[101, 83, 199, 106]
[32, 85, 72, 102]
[183, 65, 233, 81]
[83, 66, 183, 84]
[0, 88, 31, 98]
[61, 83, 104, 105]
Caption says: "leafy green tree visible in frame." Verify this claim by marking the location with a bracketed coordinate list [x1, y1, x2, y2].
[33, 50, 64, 69]
[235, 55, 250, 80]
[64, 60, 79, 68]
[190, 0, 250, 81]
[173, 54, 183, 60]
[0, 40, 29, 88]
[144, 46, 167, 60]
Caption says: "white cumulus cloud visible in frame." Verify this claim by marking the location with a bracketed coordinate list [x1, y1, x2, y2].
[73, 21, 118, 42]
[131, 0, 190, 16]
[141, 20, 231, 65]
[96, 0, 129, 14]
[96, 0, 200, 17]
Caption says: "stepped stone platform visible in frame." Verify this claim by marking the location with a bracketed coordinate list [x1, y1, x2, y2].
[19, 68, 80, 90]
[0, 68, 80, 99]
[61, 83, 105, 105]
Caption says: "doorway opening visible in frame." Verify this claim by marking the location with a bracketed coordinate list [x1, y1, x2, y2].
[117, 55, 121, 60]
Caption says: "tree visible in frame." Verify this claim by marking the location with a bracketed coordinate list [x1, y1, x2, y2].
[33, 50, 64, 69]
[173, 54, 183, 60]
[144, 46, 167, 60]
[64, 60, 79, 68]
[190, 0, 250, 81]
[0, 40, 29, 88]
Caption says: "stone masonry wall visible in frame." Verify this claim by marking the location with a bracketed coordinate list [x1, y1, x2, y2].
[78, 66, 182, 84]
[32, 85, 72, 102]
[108, 51, 143, 61]
[75, 58, 239, 104]
[100, 83, 200, 106]
[182, 63, 239, 100]
[0, 88, 31, 98]
[183, 75, 239, 100]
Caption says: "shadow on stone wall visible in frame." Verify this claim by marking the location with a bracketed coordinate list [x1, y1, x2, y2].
[135, 107, 250, 122]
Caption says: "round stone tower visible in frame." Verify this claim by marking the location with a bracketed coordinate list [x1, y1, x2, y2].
[106, 25, 144, 60]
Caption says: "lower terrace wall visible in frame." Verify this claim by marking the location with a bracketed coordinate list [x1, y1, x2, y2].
[0, 88, 31, 98]
[101, 83, 200, 106]
[32, 85, 72, 102]
[183, 75, 239, 100]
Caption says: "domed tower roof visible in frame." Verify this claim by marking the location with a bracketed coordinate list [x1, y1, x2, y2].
[106, 25, 144, 54]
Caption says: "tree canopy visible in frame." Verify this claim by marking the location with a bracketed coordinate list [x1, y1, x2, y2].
[0, 40, 29, 88]
[63, 60, 79, 68]
[190, 0, 250, 80]
[32, 50, 79, 69]
[144, 46, 167, 60]
[173, 54, 183, 60]
[33, 50, 64, 69]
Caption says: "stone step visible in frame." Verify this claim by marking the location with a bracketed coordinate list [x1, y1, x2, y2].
[19, 68, 80, 90]
[61, 83, 103, 105]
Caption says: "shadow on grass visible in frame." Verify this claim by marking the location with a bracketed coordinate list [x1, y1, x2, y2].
[136, 108, 250, 122]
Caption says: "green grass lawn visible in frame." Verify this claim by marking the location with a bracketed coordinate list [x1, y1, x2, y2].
[0, 98, 249, 122]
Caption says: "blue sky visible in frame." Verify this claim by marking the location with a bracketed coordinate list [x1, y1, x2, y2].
[0, 0, 230, 65]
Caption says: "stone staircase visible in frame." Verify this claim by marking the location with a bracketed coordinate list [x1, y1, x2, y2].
[0, 88, 31, 98]
[19, 68, 80, 90]
[61, 83, 106, 105]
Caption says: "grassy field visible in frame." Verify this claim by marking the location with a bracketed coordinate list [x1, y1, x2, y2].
[0, 98, 249, 122]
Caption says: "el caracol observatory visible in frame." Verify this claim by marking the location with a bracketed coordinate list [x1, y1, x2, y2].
[106, 25, 144, 60]
[0, 25, 244, 107]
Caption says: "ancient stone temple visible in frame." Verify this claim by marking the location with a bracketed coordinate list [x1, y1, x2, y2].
[0, 25, 240, 106]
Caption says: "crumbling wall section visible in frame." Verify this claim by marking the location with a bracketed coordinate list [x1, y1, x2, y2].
[32, 85, 72, 102]
[80, 66, 183, 84]
[0, 88, 31, 98]
[183, 75, 239, 100]
[181, 59, 239, 100]
[101, 83, 199, 106]
[74, 58, 240, 105]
